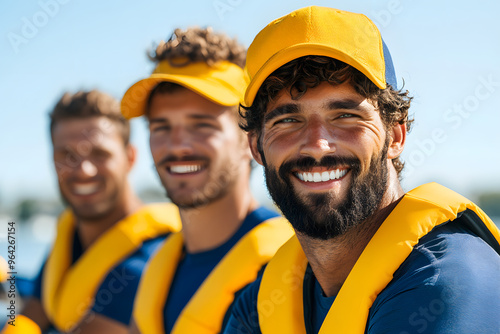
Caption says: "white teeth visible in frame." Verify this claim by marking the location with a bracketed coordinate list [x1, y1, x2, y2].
[296, 169, 347, 183]
[170, 165, 201, 174]
[73, 183, 99, 195]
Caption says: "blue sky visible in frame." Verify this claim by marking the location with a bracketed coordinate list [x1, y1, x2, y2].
[1, 0, 499, 207]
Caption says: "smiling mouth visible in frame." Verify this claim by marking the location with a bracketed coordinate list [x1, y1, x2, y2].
[295, 168, 348, 182]
[72, 182, 100, 195]
[167, 164, 204, 175]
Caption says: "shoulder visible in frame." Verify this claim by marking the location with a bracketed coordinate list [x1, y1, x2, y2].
[398, 220, 500, 286]
[90, 233, 169, 325]
[122, 233, 169, 271]
[368, 221, 500, 333]
[248, 207, 280, 224]
[223, 275, 263, 334]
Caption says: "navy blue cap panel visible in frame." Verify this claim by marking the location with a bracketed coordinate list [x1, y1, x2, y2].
[382, 39, 398, 89]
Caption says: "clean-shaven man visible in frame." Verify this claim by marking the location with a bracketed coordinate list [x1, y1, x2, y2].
[121, 27, 293, 334]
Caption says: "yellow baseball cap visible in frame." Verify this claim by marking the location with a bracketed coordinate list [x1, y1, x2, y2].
[121, 60, 246, 119]
[243, 6, 397, 107]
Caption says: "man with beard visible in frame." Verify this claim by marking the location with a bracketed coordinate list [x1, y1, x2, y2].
[224, 6, 500, 334]
[4, 90, 181, 334]
[120, 27, 293, 334]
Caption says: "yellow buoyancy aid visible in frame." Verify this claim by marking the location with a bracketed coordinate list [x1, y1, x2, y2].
[257, 182, 500, 334]
[0, 256, 8, 282]
[1, 315, 42, 334]
[42, 203, 181, 332]
[133, 216, 294, 334]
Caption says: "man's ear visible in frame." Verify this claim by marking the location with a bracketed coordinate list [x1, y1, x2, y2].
[387, 122, 406, 160]
[248, 131, 264, 166]
[126, 144, 138, 172]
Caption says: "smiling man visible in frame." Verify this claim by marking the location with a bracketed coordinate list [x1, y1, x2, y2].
[224, 6, 500, 334]
[121, 27, 292, 334]
[5, 90, 181, 334]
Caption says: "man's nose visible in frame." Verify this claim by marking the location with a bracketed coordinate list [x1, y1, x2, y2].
[168, 126, 194, 157]
[299, 118, 336, 161]
[75, 159, 98, 178]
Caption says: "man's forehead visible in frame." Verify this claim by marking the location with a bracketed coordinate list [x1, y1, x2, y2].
[52, 117, 121, 145]
[147, 92, 235, 121]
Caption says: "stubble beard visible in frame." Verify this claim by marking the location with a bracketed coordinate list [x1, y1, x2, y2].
[161, 162, 238, 210]
[60, 182, 120, 222]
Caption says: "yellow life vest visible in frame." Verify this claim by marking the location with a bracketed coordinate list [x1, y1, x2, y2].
[133, 216, 294, 334]
[0, 256, 8, 282]
[257, 182, 500, 334]
[1, 315, 41, 334]
[42, 203, 181, 332]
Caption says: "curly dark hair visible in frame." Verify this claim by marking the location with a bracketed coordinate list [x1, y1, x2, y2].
[240, 56, 414, 176]
[149, 27, 246, 68]
[50, 90, 130, 145]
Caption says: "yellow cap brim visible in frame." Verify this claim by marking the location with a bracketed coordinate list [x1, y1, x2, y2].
[121, 61, 245, 119]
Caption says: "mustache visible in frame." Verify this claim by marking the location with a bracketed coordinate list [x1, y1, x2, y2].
[278, 155, 361, 180]
[157, 155, 209, 166]
[65, 176, 103, 183]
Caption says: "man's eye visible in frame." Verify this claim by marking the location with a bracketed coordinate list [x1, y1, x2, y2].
[152, 125, 170, 132]
[338, 113, 356, 119]
[93, 150, 110, 159]
[195, 123, 215, 129]
[274, 117, 297, 125]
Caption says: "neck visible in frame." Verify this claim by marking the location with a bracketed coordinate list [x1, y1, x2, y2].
[298, 177, 404, 297]
[76, 184, 143, 249]
[179, 182, 258, 253]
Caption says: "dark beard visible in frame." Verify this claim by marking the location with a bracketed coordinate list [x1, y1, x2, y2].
[261, 144, 389, 240]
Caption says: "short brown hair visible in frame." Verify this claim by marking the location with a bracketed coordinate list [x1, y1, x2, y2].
[240, 56, 414, 176]
[50, 90, 130, 145]
[149, 27, 246, 68]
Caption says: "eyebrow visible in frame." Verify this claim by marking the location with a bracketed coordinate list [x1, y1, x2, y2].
[264, 104, 300, 124]
[149, 113, 217, 124]
[188, 114, 217, 120]
[149, 118, 166, 124]
[326, 99, 366, 111]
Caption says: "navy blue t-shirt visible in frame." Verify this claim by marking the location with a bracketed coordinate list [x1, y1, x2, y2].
[164, 206, 279, 333]
[224, 221, 500, 333]
[32, 230, 168, 326]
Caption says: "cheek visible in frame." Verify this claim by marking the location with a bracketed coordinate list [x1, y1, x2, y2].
[149, 137, 166, 162]
[102, 153, 130, 177]
[337, 125, 386, 154]
[261, 132, 299, 165]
